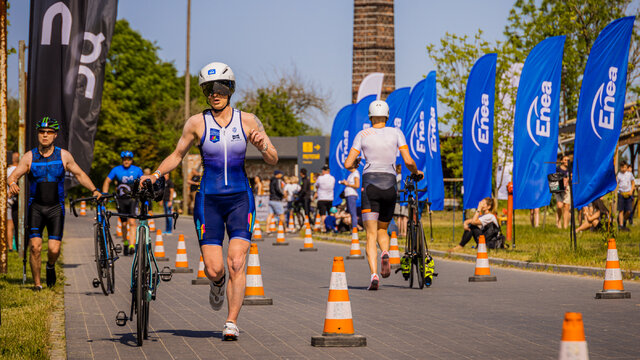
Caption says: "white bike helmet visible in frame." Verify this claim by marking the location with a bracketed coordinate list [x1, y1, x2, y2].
[198, 62, 236, 96]
[368, 100, 389, 118]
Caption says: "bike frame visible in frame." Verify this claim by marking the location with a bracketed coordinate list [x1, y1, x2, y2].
[129, 200, 162, 307]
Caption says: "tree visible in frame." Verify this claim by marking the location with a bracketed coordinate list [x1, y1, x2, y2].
[235, 73, 326, 136]
[94, 19, 184, 186]
[503, 0, 640, 124]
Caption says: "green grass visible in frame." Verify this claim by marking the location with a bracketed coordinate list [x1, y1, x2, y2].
[424, 208, 640, 273]
[0, 243, 65, 359]
[315, 208, 640, 274]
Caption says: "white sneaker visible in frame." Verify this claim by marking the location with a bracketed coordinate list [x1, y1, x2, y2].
[367, 273, 379, 291]
[223, 321, 239, 341]
[209, 276, 225, 311]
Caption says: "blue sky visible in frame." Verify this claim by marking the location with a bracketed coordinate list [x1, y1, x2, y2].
[8, 0, 515, 133]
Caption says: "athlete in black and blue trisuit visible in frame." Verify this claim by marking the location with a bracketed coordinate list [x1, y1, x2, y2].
[141, 62, 278, 340]
[102, 151, 143, 255]
[8, 117, 102, 290]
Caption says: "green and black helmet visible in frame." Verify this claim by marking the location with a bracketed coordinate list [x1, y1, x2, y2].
[36, 116, 60, 132]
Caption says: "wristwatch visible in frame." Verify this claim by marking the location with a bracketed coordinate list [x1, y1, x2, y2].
[261, 143, 268, 153]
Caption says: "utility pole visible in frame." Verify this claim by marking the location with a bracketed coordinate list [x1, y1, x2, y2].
[182, 0, 191, 215]
[0, 0, 8, 274]
[18, 41, 26, 260]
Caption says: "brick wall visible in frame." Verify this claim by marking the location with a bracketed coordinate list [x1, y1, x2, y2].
[352, 0, 395, 102]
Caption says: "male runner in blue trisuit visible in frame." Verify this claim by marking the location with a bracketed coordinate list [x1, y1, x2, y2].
[102, 151, 143, 255]
[8, 117, 102, 289]
[141, 62, 278, 340]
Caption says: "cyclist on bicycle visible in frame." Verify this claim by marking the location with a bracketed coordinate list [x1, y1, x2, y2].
[140, 62, 278, 340]
[344, 100, 423, 290]
[8, 117, 102, 289]
[102, 151, 143, 255]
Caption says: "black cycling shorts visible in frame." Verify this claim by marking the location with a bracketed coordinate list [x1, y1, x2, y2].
[29, 202, 65, 240]
[317, 200, 332, 216]
[117, 198, 138, 222]
[362, 172, 397, 223]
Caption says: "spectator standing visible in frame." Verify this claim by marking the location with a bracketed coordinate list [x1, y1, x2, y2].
[187, 166, 203, 215]
[284, 175, 300, 228]
[315, 165, 336, 229]
[555, 156, 571, 229]
[529, 208, 540, 227]
[617, 162, 636, 231]
[449, 198, 498, 251]
[339, 166, 360, 230]
[162, 173, 175, 235]
[251, 175, 263, 196]
[266, 170, 286, 233]
[298, 168, 312, 218]
[6, 152, 19, 251]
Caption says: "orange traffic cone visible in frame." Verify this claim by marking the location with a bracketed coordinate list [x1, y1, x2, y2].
[243, 244, 273, 305]
[558, 312, 589, 360]
[191, 256, 209, 285]
[80, 201, 87, 216]
[346, 228, 364, 260]
[153, 229, 169, 261]
[311, 257, 366, 347]
[116, 217, 123, 237]
[149, 210, 156, 233]
[314, 213, 322, 232]
[268, 217, 277, 234]
[300, 223, 318, 252]
[389, 231, 401, 268]
[596, 238, 631, 299]
[253, 221, 263, 241]
[469, 235, 496, 282]
[287, 214, 295, 232]
[273, 220, 289, 246]
[304, 214, 310, 228]
[172, 234, 193, 273]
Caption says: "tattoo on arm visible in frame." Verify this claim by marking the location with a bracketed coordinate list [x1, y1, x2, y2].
[254, 115, 265, 132]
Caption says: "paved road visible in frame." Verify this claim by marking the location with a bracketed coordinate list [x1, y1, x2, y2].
[63, 214, 640, 359]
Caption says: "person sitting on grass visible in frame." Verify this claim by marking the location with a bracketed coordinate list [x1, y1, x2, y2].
[576, 197, 609, 233]
[449, 197, 498, 252]
[324, 206, 339, 233]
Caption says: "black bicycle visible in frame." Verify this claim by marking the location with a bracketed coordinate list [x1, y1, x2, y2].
[114, 179, 177, 346]
[396, 174, 437, 289]
[71, 194, 122, 295]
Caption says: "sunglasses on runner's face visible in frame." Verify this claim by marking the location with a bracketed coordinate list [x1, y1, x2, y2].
[202, 82, 231, 97]
[38, 129, 56, 135]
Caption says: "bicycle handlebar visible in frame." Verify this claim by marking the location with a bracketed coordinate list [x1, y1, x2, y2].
[70, 193, 116, 217]
[108, 211, 180, 230]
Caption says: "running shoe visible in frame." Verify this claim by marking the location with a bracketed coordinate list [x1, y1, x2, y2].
[209, 275, 226, 311]
[222, 321, 239, 341]
[46, 262, 56, 287]
[380, 251, 390, 278]
[367, 273, 379, 291]
[34, 285, 43, 291]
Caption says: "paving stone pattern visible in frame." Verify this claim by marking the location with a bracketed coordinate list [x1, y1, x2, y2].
[63, 214, 640, 359]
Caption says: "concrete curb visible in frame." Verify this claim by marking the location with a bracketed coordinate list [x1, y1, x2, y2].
[312, 235, 640, 280]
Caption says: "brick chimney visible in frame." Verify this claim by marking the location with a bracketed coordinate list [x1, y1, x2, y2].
[352, 0, 395, 103]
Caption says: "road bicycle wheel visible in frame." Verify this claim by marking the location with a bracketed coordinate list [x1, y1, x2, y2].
[136, 230, 146, 346]
[105, 229, 116, 294]
[415, 225, 426, 289]
[408, 225, 416, 288]
[94, 225, 108, 296]
[143, 244, 151, 340]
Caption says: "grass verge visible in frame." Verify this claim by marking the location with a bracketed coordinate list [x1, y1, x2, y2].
[313, 208, 640, 274]
[0, 243, 65, 359]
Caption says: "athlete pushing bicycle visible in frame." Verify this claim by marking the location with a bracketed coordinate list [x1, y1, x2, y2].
[8, 117, 102, 290]
[344, 100, 423, 290]
[140, 62, 278, 340]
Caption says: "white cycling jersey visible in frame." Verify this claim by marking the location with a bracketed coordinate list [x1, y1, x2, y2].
[351, 126, 407, 176]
